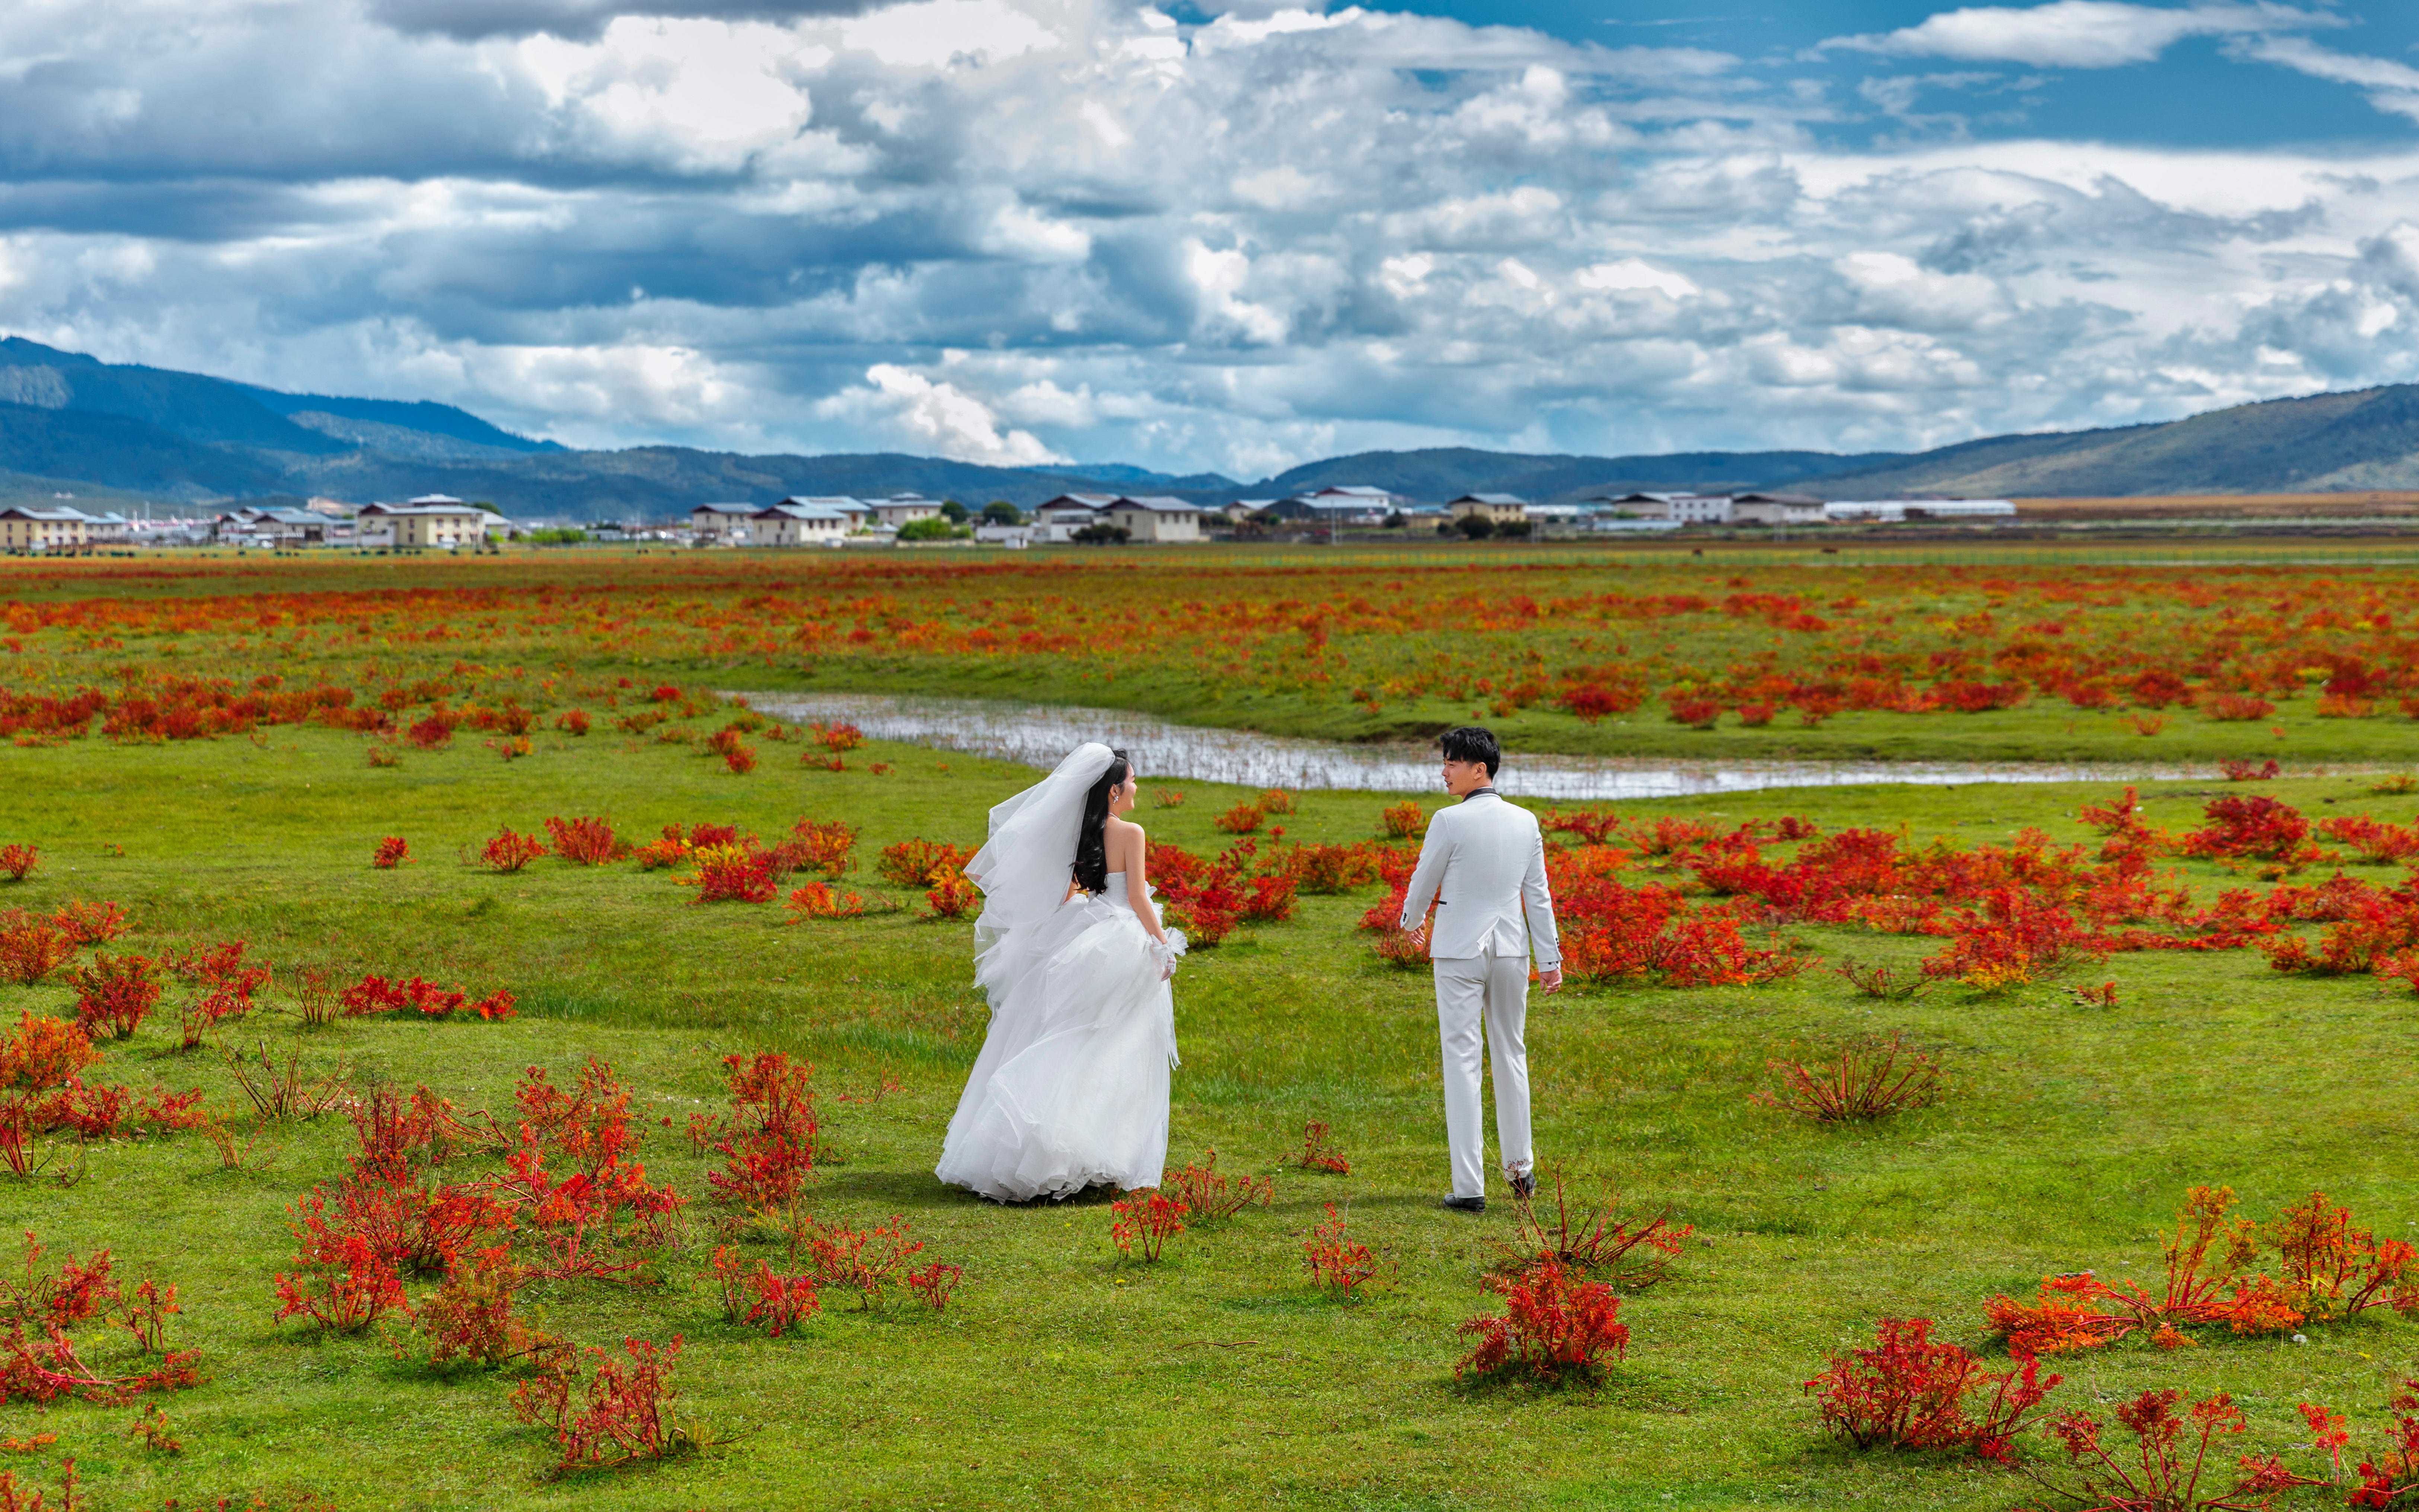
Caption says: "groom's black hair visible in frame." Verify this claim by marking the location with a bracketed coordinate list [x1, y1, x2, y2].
[1440, 725, 1500, 776]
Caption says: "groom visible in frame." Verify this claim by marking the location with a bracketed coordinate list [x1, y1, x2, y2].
[1398, 726, 1560, 1214]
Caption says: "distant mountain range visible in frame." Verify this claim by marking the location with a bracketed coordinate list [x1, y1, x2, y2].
[7, 335, 2419, 517]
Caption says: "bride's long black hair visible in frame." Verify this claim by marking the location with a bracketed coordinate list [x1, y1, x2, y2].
[1071, 749, 1133, 894]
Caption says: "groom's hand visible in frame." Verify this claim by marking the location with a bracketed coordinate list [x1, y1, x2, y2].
[1539, 966, 1562, 993]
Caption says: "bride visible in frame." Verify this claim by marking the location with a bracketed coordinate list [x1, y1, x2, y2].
[935, 743, 1185, 1202]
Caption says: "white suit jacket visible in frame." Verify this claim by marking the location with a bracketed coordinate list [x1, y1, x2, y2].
[1397, 791, 1561, 969]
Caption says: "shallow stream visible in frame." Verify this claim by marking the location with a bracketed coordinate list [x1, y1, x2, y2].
[744, 693, 2230, 801]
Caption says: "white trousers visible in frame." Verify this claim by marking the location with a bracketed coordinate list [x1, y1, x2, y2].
[1432, 952, 1533, 1199]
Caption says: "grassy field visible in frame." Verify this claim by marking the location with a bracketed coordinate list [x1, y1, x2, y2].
[2, 545, 2418, 1510]
[2, 705, 2417, 1510]
[11, 540, 2419, 763]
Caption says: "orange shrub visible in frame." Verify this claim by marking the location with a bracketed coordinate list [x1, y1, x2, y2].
[1379, 801, 1428, 839]
[878, 839, 974, 889]
[0, 1011, 100, 1090]
[0, 844, 36, 882]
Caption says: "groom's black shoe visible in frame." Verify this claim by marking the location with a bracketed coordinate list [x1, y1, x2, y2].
[1509, 1170, 1536, 1200]
[1441, 1195, 1486, 1214]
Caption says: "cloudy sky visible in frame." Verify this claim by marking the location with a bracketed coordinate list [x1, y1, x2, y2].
[5, 0, 2419, 476]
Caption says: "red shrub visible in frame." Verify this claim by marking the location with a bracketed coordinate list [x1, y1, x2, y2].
[555, 709, 591, 736]
[0, 846, 35, 883]
[1302, 1203, 1376, 1295]
[1164, 1149, 1276, 1222]
[165, 941, 269, 1049]
[1109, 1190, 1187, 1262]
[480, 827, 546, 872]
[0, 921, 71, 988]
[923, 867, 980, 920]
[1805, 1317, 2059, 1461]
[405, 713, 455, 748]
[419, 1247, 546, 1368]
[741, 1260, 820, 1338]
[1560, 682, 1641, 722]
[2130, 669, 2193, 708]
[47, 902, 127, 948]
[272, 1229, 409, 1333]
[543, 816, 622, 865]
[0, 1013, 100, 1091]
[706, 1052, 819, 1208]
[1213, 801, 1263, 834]
[1984, 1186, 2310, 1355]
[64, 955, 158, 1041]
[775, 818, 857, 878]
[2179, 795, 2311, 862]
[2205, 692, 2276, 722]
[1755, 1036, 1943, 1122]
[878, 839, 974, 888]
[2317, 814, 2419, 864]
[2220, 759, 2282, 782]
[371, 836, 410, 869]
[684, 844, 776, 903]
[805, 1217, 928, 1308]
[1665, 696, 1721, 728]
[2032, 1390, 2284, 1511]
[1379, 801, 1428, 839]
[905, 1262, 963, 1311]
[1293, 843, 1384, 893]
[722, 743, 757, 775]
[1932, 680, 2028, 713]
[1920, 889, 2100, 988]
[510, 1335, 692, 1471]
[1292, 1120, 1350, 1174]
[1455, 1259, 1628, 1384]
[1736, 702, 1774, 727]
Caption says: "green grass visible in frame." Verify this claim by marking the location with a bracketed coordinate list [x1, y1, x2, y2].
[2, 722, 2416, 1510]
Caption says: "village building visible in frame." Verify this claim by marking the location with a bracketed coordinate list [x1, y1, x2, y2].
[747, 500, 856, 546]
[869, 494, 942, 530]
[1824, 498, 2016, 523]
[357, 496, 489, 551]
[1102, 496, 1203, 543]
[214, 506, 336, 547]
[1728, 492, 1827, 526]
[1032, 494, 1116, 543]
[1448, 493, 1528, 526]
[0, 505, 95, 552]
[688, 501, 759, 543]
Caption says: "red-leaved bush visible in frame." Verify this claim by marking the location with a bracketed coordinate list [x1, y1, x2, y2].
[480, 827, 546, 872]
[0, 846, 36, 882]
[1455, 1259, 1628, 1385]
[1982, 1186, 2341, 1356]
[878, 839, 974, 888]
[372, 836, 410, 869]
[64, 954, 159, 1040]
[510, 1335, 696, 1471]
[705, 1052, 819, 1208]
[543, 816, 622, 865]
[1804, 1317, 2059, 1461]
[1109, 1190, 1187, 1263]
[1302, 1203, 1377, 1296]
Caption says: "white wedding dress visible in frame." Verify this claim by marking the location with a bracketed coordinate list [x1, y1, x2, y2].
[936, 745, 1184, 1203]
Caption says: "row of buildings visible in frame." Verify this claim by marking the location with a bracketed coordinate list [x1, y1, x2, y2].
[0, 482, 2018, 555]
[0, 495, 501, 553]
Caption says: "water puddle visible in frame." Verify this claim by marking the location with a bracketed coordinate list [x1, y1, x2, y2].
[743, 693, 2234, 802]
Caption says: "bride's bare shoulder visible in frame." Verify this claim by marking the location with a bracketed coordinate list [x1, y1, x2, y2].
[1105, 814, 1146, 842]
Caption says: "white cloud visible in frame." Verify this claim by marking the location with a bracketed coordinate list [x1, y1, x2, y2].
[6, 0, 2419, 478]
[2232, 36, 2419, 125]
[1825, 0, 2336, 69]
[816, 363, 1067, 465]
